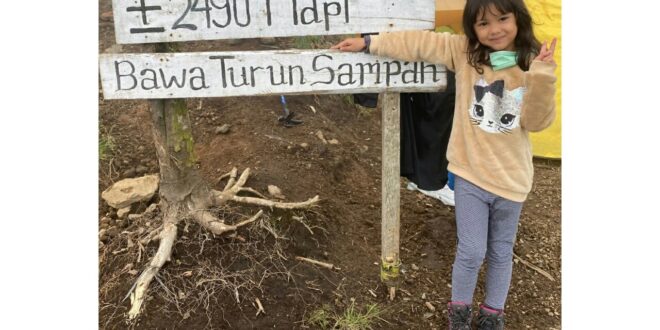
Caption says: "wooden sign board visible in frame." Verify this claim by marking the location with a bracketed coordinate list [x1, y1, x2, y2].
[112, 0, 435, 44]
[99, 50, 447, 99]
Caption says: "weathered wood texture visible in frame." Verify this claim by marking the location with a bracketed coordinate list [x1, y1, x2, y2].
[381, 92, 400, 264]
[99, 50, 447, 99]
[113, 0, 435, 44]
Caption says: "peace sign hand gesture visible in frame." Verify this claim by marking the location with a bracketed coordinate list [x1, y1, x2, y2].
[534, 38, 557, 64]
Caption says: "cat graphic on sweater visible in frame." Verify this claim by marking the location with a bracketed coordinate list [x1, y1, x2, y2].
[469, 78, 525, 134]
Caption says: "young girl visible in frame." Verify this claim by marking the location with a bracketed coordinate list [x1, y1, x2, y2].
[332, 0, 556, 329]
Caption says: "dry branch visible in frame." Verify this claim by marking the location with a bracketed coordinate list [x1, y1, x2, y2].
[295, 256, 338, 270]
[513, 253, 555, 282]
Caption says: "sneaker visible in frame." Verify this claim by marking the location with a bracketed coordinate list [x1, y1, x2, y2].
[406, 181, 419, 191]
[476, 304, 505, 330]
[448, 302, 472, 330]
[435, 184, 455, 206]
[406, 182, 455, 206]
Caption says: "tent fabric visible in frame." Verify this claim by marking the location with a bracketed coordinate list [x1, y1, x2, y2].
[524, 0, 561, 159]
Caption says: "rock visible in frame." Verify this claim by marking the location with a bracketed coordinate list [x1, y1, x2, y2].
[100, 217, 111, 225]
[315, 130, 327, 144]
[300, 143, 309, 148]
[144, 203, 159, 214]
[328, 138, 339, 145]
[267, 185, 286, 199]
[102, 174, 160, 209]
[106, 227, 119, 238]
[99, 229, 108, 241]
[215, 124, 231, 134]
[117, 206, 131, 219]
[128, 214, 141, 221]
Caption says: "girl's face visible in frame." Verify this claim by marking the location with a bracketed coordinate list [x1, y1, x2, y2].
[473, 4, 518, 51]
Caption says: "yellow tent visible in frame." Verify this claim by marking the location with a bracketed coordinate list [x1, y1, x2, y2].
[436, 0, 562, 159]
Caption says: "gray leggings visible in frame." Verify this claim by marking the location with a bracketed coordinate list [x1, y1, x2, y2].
[451, 176, 523, 310]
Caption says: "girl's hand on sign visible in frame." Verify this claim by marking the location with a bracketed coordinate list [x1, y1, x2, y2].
[534, 38, 557, 64]
[331, 38, 366, 52]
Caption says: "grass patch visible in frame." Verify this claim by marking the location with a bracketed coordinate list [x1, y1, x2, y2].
[305, 301, 384, 330]
[99, 127, 116, 161]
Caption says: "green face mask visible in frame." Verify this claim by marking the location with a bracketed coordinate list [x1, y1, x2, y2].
[489, 51, 518, 71]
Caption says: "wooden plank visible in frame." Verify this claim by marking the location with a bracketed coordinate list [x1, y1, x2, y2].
[99, 50, 447, 99]
[381, 92, 400, 283]
[112, 0, 435, 44]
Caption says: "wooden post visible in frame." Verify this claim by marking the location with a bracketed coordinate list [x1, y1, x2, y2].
[380, 92, 401, 301]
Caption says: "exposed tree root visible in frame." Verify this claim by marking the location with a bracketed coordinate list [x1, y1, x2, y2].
[128, 206, 181, 319]
[126, 167, 319, 320]
[213, 168, 320, 209]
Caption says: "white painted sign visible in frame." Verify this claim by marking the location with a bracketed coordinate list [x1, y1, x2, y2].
[112, 0, 435, 44]
[99, 50, 447, 99]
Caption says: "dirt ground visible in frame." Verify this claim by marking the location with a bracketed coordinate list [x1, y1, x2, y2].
[98, 3, 561, 329]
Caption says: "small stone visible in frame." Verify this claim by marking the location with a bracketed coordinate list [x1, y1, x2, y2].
[267, 185, 285, 199]
[215, 124, 231, 134]
[106, 227, 119, 238]
[99, 229, 108, 241]
[128, 214, 141, 221]
[411, 264, 420, 271]
[328, 138, 339, 145]
[100, 217, 111, 225]
[315, 130, 327, 143]
[300, 143, 309, 148]
[117, 206, 131, 219]
[144, 203, 159, 214]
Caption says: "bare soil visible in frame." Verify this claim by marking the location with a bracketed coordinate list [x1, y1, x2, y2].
[98, 2, 561, 329]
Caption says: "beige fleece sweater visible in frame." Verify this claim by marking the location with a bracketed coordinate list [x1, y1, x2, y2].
[370, 31, 557, 202]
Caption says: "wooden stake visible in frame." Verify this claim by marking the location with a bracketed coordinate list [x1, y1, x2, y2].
[381, 92, 401, 298]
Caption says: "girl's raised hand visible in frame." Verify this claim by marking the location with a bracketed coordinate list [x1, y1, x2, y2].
[534, 38, 557, 64]
[330, 38, 366, 52]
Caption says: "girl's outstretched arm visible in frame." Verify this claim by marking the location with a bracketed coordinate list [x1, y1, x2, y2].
[331, 38, 366, 52]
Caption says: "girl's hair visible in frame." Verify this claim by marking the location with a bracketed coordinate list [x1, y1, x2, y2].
[462, 0, 540, 73]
